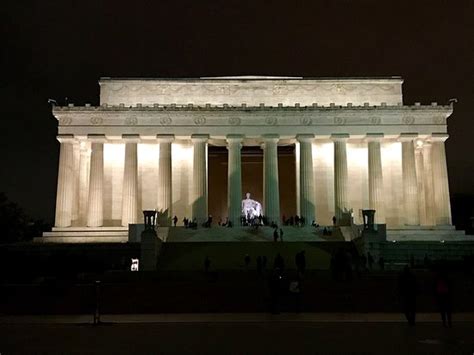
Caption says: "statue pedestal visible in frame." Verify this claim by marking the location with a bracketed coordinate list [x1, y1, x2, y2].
[140, 229, 161, 271]
[139, 210, 161, 271]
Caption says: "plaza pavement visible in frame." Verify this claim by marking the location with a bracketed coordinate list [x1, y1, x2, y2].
[1, 316, 473, 354]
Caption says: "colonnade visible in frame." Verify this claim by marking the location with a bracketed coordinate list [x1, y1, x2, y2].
[54, 133, 452, 229]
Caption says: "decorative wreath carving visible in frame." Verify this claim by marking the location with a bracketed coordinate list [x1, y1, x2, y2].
[300, 117, 312, 126]
[90, 116, 103, 125]
[370, 117, 381, 125]
[125, 117, 138, 125]
[160, 116, 172, 125]
[194, 116, 206, 125]
[229, 117, 241, 125]
[334, 117, 346, 125]
[59, 117, 72, 125]
[402, 116, 415, 125]
[265, 117, 277, 125]
[433, 116, 445, 124]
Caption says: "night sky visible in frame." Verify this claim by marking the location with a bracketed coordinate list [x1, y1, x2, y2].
[2, 0, 473, 223]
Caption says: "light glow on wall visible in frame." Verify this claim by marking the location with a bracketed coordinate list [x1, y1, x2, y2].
[104, 143, 125, 166]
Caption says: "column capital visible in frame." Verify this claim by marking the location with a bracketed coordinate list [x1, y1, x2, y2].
[430, 133, 449, 142]
[365, 133, 384, 142]
[226, 134, 244, 143]
[423, 141, 433, 148]
[122, 134, 141, 143]
[331, 133, 350, 142]
[156, 134, 175, 143]
[398, 133, 418, 142]
[57, 134, 75, 144]
[191, 134, 209, 143]
[296, 134, 315, 143]
[414, 139, 425, 151]
[262, 133, 280, 140]
[261, 134, 279, 144]
[87, 134, 107, 143]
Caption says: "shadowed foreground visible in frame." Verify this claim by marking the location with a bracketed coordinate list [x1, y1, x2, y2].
[1, 321, 473, 354]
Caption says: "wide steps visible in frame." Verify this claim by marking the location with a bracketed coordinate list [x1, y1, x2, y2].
[158, 241, 353, 270]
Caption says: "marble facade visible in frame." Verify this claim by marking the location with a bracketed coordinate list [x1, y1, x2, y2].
[45, 76, 454, 241]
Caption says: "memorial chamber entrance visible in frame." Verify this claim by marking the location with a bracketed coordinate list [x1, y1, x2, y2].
[208, 145, 296, 224]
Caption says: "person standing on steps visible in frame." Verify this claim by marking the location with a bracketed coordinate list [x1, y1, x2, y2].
[398, 266, 417, 326]
[434, 270, 452, 328]
[367, 252, 374, 271]
[244, 254, 251, 270]
[279, 228, 284, 242]
[204, 256, 211, 274]
[173, 215, 178, 227]
[273, 228, 278, 242]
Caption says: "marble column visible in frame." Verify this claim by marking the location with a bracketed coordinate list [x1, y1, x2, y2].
[400, 134, 419, 225]
[414, 141, 428, 225]
[54, 135, 75, 227]
[157, 135, 174, 226]
[431, 134, 452, 225]
[367, 133, 385, 224]
[227, 135, 243, 226]
[191, 134, 209, 224]
[262, 135, 281, 225]
[297, 134, 315, 224]
[78, 141, 90, 225]
[71, 142, 81, 224]
[294, 141, 301, 217]
[423, 141, 436, 226]
[121, 134, 139, 227]
[87, 135, 106, 227]
[332, 134, 349, 222]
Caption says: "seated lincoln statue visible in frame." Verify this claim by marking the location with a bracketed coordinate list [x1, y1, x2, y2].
[242, 192, 262, 222]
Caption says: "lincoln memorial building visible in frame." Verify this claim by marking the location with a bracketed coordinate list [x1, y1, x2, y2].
[43, 76, 455, 242]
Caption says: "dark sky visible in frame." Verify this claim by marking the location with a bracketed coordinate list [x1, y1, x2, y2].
[2, 0, 473, 223]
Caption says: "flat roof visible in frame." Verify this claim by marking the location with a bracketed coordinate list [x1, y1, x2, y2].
[100, 75, 403, 82]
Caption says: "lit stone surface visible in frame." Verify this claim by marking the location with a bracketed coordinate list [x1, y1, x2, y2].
[87, 138, 105, 227]
[297, 134, 315, 224]
[99, 76, 404, 106]
[43, 76, 458, 242]
[191, 135, 208, 224]
[227, 135, 243, 226]
[431, 134, 452, 225]
[423, 142, 436, 226]
[414, 143, 427, 225]
[121, 135, 139, 226]
[332, 134, 349, 221]
[367, 134, 385, 223]
[157, 135, 174, 225]
[401, 135, 419, 225]
[262, 135, 280, 225]
[54, 135, 75, 227]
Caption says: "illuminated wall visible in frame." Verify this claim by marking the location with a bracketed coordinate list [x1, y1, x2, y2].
[381, 141, 403, 226]
[313, 142, 335, 225]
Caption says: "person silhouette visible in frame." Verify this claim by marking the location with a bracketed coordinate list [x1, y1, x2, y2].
[398, 266, 417, 325]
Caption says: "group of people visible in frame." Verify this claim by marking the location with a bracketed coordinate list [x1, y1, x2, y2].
[282, 215, 307, 227]
[398, 266, 452, 327]
[180, 215, 214, 229]
[330, 249, 383, 281]
[273, 227, 284, 242]
[182, 217, 198, 229]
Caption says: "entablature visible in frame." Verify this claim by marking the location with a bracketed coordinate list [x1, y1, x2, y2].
[53, 104, 452, 134]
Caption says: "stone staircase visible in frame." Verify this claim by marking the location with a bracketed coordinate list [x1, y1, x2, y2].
[386, 225, 473, 242]
[157, 241, 354, 271]
[162, 225, 344, 242]
[39, 227, 128, 243]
